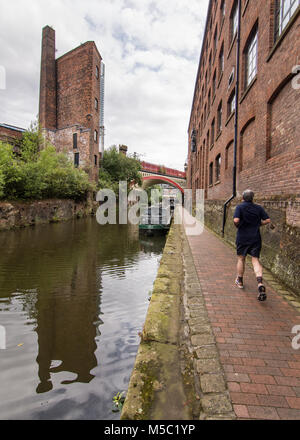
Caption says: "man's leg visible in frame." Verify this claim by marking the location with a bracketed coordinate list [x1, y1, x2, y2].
[251, 257, 263, 279]
[237, 255, 246, 278]
[252, 257, 267, 301]
[236, 255, 246, 288]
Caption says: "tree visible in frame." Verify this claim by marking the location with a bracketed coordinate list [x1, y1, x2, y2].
[99, 146, 142, 194]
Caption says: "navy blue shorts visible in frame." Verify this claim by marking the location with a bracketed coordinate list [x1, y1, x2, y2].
[237, 242, 261, 258]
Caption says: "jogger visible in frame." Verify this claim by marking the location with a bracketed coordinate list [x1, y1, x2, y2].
[233, 190, 271, 301]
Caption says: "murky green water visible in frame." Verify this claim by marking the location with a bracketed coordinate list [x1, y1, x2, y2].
[0, 217, 166, 420]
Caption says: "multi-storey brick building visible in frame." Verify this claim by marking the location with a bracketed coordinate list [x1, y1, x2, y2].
[39, 26, 104, 182]
[0, 123, 25, 150]
[187, 0, 300, 292]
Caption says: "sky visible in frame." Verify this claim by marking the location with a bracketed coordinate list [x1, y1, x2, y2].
[0, 0, 209, 171]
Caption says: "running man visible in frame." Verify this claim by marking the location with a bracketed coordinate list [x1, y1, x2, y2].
[233, 190, 271, 301]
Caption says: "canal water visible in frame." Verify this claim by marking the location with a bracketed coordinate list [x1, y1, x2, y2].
[0, 217, 166, 420]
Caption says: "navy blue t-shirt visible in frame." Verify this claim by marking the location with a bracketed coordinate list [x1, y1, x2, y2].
[234, 202, 270, 246]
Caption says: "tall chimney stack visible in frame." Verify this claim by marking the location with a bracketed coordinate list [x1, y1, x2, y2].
[39, 26, 57, 130]
[119, 145, 128, 155]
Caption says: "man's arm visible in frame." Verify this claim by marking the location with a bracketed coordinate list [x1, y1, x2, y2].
[234, 218, 240, 228]
[260, 206, 271, 227]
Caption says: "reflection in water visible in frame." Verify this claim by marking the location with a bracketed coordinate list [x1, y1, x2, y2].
[0, 218, 165, 420]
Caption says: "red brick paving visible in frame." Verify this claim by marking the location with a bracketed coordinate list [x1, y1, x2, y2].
[186, 227, 300, 420]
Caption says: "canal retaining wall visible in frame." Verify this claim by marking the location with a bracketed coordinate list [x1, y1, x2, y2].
[121, 222, 235, 420]
[0, 199, 97, 231]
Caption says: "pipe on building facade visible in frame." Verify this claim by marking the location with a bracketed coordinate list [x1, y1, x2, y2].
[222, 0, 242, 237]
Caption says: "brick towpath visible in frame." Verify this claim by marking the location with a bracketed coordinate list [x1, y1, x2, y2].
[184, 221, 300, 420]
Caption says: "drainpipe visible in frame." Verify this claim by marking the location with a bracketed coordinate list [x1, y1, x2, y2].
[222, 0, 242, 237]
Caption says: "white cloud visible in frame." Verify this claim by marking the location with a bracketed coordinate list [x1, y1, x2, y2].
[0, 0, 209, 170]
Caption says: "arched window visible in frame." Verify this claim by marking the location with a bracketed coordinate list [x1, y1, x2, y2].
[215, 154, 221, 182]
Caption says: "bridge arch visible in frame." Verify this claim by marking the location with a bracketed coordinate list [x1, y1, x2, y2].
[142, 175, 184, 194]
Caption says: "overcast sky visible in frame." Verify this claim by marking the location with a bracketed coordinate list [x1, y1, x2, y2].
[0, 0, 209, 170]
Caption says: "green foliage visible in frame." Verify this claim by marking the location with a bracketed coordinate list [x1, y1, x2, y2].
[112, 391, 126, 413]
[145, 184, 163, 205]
[0, 124, 94, 201]
[20, 121, 45, 162]
[99, 146, 142, 194]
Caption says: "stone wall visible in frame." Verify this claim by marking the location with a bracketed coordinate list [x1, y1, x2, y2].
[204, 198, 300, 295]
[0, 199, 96, 231]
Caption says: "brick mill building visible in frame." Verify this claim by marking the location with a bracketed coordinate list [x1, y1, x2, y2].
[187, 0, 300, 292]
[39, 26, 104, 182]
[0, 123, 25, 150]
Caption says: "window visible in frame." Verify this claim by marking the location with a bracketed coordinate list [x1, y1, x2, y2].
[245, 28, 258, 87]
[209, 52, 212, 77]
[212, 70, 217, 96]
[96, 65, 99, 79]
[215, 154, 221, 182]
[211, 118, 215, 146]
[214, 25, 218, 55]
[74, 152, 79, 168]
[73, 133, 77, 149]
[228, 91, 236, 117]
[95, 98, 98, 110]
[219, 43, 224, 78]
[275, 0, 299, 40]
[94, 130, 98, 142]
[228, 67, 235, 88]
[94, 155, 98, 166]
[208, 89, 211, 114]
[231, 1, 239, 41]
[217, 101, 223, 133]
[221, 0, 226, 21]
[209, 162, 214, 186]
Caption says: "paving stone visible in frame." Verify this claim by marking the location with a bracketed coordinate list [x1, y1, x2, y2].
[200, 374, 226, 393]
[195, 346, 219, 359]
[201, 394, 233, 415]
[190, 324, 213, 336]
[187, 298, 205, 307]
[188, 317, 209, 327]
[191, 334, 215, 347]
[196, 358, 222, 374]
[190, 309, 208, 318]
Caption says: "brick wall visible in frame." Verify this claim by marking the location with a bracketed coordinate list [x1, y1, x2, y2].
[187, 0, 300, 200]
[187, 0, 300, 293]
[0, 125, 24, 145]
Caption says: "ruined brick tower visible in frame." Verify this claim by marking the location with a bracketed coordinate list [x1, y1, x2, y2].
[39, 26, 103, 182]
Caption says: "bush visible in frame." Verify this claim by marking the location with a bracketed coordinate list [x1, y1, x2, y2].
[0, 139, 94, 201]
[99, 146, 142, 194]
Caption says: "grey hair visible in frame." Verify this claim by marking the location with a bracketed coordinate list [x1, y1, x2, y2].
[243, 190, 254, 202]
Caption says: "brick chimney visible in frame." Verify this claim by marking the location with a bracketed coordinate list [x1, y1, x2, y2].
[119, 145, 128, 155]
[39, 26, 57, 130]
